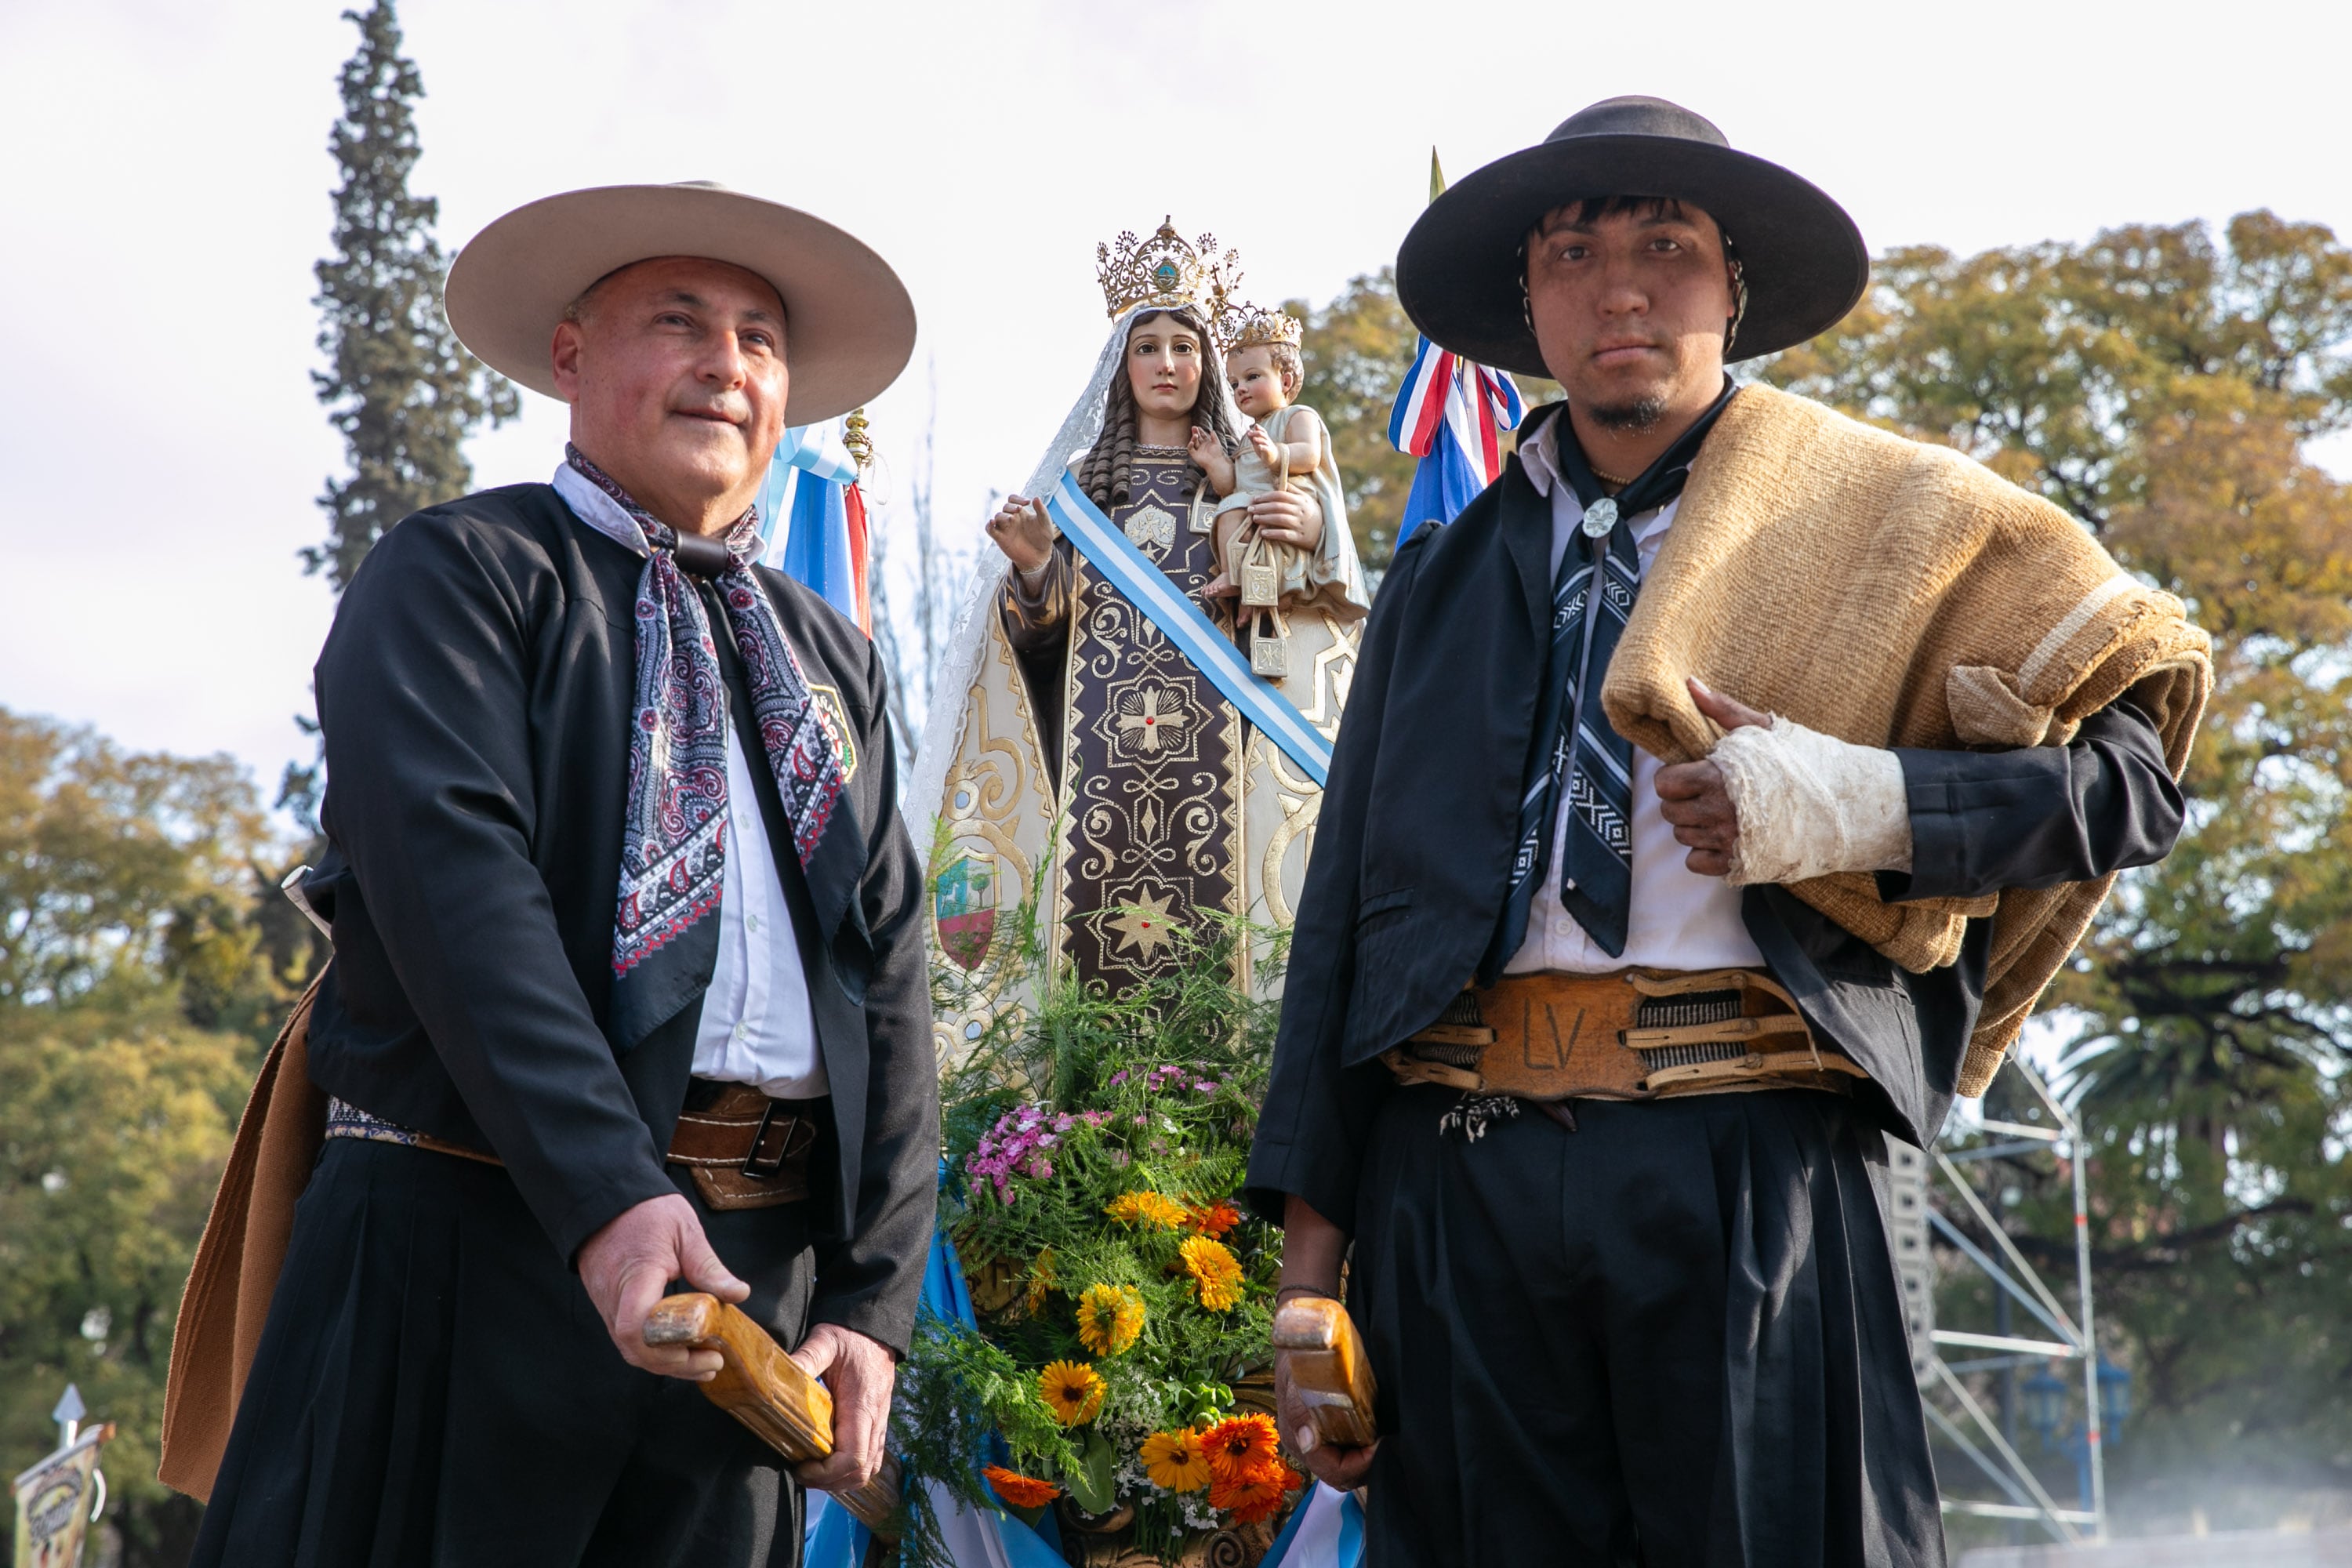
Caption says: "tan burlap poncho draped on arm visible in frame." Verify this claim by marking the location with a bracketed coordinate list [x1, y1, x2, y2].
[1600, 385, 2210, 1096]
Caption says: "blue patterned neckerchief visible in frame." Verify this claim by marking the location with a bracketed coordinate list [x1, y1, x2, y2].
[1479, 383, 1737, 981]
[565, 444, 848, 1038]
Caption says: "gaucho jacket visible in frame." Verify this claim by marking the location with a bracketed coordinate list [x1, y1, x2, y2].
[1244, 427, 2183, 1232]
[300, 483, 938, 1353]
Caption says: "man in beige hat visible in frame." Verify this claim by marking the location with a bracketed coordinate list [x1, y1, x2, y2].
[187, 184, 935, 1566]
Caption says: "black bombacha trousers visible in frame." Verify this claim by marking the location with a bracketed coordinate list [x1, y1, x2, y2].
[191, 1138, 815, 1568]
[1351, 1085, 1945, 1568]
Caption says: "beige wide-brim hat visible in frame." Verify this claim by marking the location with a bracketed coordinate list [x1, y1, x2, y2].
[445, 182, 916, 423]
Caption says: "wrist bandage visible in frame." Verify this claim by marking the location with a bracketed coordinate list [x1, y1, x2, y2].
[1709, 716, 1913, 886]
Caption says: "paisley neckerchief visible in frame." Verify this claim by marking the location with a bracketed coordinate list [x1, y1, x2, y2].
[565, 445, 847, 1036]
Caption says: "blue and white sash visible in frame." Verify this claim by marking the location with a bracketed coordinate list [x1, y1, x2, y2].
[1044, 473, 1334, 786]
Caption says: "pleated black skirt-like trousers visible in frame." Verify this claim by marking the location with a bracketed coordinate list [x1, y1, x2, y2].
[1351, 1085, 1944, 1568]
[191, 1138, 815, 1568]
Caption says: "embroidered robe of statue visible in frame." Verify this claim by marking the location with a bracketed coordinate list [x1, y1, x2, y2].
[922, 445, 1360, 1051]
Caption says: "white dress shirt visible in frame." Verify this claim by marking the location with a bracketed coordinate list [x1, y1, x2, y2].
[552, 462, 829, 1099]
[1502, 421, 1765, 976]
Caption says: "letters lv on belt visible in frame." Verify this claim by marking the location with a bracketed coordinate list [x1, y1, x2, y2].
[1385, 967, 1869, 1102]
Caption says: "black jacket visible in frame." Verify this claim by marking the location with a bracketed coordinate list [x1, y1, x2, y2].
[301, 483, 938, 1353]
[1245, 423, 2183, 1231]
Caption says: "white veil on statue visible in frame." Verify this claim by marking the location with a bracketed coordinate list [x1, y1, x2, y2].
[906, 261, 1251, 851]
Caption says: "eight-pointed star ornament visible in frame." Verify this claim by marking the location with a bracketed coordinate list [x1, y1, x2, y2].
[1105, 890, 1180, 960]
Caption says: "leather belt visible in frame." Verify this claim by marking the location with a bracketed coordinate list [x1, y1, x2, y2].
[324, 1081, 820, 1212]
[669, 1083, 822, 1211]
[1382, 967, 1867, 1103]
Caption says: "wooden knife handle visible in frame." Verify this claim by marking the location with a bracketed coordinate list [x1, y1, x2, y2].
[644, 1293, 902, 1534]
[1271, 1296, 1379, 1450]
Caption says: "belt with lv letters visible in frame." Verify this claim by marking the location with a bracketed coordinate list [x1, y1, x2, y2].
[1383, 967, 1868, 1103]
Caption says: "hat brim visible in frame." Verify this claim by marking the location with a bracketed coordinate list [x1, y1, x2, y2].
[1396, 136, 1867, 375]
[445, 184, 916, 424]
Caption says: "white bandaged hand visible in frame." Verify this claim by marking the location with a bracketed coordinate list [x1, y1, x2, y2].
[1708, 714, 1913, 886]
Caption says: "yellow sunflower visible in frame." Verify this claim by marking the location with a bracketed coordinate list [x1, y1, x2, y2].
[1105, 1190, 1189, 1230]
[1037, 1359, 1106, 1426]
[1178, 1234, 1246, 1311]
[1138, 1427, 1214, 1492]
[1074, 1283, 1145, 1356]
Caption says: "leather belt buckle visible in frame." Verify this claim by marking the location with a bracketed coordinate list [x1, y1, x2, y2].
[742, 1099, 796, 1179]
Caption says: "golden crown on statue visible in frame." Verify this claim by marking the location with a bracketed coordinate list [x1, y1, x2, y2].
[1096, 218, 1241, 320]
[1217, 301, 1303, 356]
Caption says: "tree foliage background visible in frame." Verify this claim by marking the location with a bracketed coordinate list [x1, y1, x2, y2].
[0, 713, 314, 1568]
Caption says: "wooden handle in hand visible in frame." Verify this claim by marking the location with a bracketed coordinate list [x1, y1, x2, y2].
[644, 1293, 901, 1534]
[1272, 1296, 1378, 1450]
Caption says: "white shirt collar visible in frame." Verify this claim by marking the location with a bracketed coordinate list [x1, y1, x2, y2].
[1520, 412, 1570, 499]
[551, 461, 651, 558]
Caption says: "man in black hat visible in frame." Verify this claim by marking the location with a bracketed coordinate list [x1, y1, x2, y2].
[1248, 98, 2209, 1564]
[180, 185, 937, 1567]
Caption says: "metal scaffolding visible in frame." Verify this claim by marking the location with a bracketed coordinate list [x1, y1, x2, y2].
[1891, 1058, 2107, 1545]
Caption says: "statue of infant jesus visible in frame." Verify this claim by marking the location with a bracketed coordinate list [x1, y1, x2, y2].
[1188, 307, 1330, 612]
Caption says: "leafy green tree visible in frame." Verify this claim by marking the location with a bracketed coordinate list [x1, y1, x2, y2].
[0, 711, 303, 1566]
[285, 0, 515, 827]
[307, 0, 514, 593]
[1289, 270, 1419, 572]
[1766, 213, 2352, 1520]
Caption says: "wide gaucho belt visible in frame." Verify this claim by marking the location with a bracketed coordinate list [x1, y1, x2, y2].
[324, 1080, 819, 1212]
[1382, 968, 1868, 1102]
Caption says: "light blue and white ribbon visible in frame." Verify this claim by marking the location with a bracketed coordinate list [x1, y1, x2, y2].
[1044, 474, 1334, 786]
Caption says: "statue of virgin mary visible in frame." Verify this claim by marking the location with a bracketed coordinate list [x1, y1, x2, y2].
[913, 221, 1369, 1060]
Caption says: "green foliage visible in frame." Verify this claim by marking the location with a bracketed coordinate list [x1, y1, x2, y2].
[1764, 212, 2352, 1515]
[0, 708, 302, 1567]
[1289, 270, 1417, 572]
[894, 913, 1293, 1563]
[306, 0, 515, 593]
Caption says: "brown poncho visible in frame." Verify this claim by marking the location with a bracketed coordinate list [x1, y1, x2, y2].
[1601, 385, 2209, 1095]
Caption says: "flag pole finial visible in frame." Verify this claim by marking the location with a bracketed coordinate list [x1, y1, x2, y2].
[1428, 147, 1446, 205]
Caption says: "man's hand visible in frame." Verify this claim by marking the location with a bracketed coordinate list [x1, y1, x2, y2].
[1655, 677, 1773, 877]
[985, 495, 1056, 575]
[1274, 1196, 1374, 1487]
[1276, 1349, 1378, 1490]
[578, 1192, 750, 1381]
[789, 1323, 897, 1492]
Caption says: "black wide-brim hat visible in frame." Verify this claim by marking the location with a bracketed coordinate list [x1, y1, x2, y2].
[1397, 96, 1867, 373]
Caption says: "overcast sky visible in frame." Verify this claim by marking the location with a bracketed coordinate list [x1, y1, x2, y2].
[3, 0, 2347, 807]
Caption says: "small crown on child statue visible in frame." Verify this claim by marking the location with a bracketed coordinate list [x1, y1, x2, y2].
[1218, 301, 1303, 357]
[1096, 218, 1243, 320]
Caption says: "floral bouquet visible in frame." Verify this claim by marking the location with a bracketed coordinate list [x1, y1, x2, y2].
[892, 909, 1306, 1564]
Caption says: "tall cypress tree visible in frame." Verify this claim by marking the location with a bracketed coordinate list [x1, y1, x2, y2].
[307, 0, 514, 591]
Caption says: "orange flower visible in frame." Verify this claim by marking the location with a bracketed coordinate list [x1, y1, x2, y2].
[1202, 1413, 1281, 1483]
[1210, 1461, 1294, 1523]
[1184, 1200, 1242, 1239]
[1105, 1190, 1189, 1230]
[1037, 1359, 1106, 1426]
[1138, 1426, 1213, 1492]
[1179, 1235, 1246, 1311]
[983, 1465, 1060, 1510]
